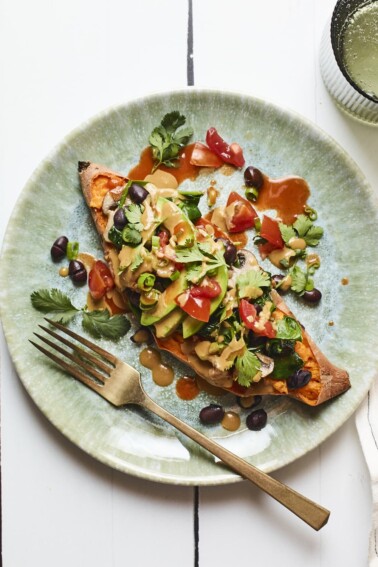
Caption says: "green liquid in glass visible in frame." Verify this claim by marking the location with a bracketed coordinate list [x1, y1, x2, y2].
[343, 1, 378, 99]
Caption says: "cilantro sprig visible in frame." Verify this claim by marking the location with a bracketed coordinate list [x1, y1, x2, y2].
[149, 111, 193, 172]
[175, 241, 227, 283]
[279, 214, 323, 248]
[31, 289, 130, 339]
[235, 349, 261, 387]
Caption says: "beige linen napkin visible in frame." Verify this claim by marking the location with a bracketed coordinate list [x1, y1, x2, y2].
[356, 379, 378, 566]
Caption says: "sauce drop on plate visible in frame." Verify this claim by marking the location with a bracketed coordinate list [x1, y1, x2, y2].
[176, 376, 200, 400]
[256, 175, 310, 224]
[139, 347, 174, 387]
[128, 144, 200, 185]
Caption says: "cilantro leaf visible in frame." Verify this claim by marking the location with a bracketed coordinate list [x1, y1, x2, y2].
[303, 225, 324, 246]
[82, 310, 131, 340]
[185, 263, 204, 284]
[293, 214, 313, 237]
[121, 227, 142, 246]
[275, 316, 302, 341]
[149, 111, 193, 172]
[125, 204, 143, 225]
[236, 270, 271, 299]
[279, 223, 296, 244]
[235, 349, 262, 387]
[289, 265, 313, 294]
[161, 111, 186, 133]
[129, 252, 144, 272]
[175, 243, 206, 263]
[31, 289, 79, 323]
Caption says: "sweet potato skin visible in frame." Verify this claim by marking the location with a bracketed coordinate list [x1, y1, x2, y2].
[156, 291, 350, 406]
[79, 162, 351, 407]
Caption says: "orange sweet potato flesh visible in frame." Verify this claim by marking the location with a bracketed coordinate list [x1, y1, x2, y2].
[79, 162, 351, 407]
[156, 290, 351, 406]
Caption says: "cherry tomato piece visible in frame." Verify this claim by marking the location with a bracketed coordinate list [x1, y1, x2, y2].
[190, 278, 222, 299]
[178, 294, 211, 322]
[206, 127, 245, 168]
[260, 215, 284, 249]
[225, 191, 258, 233]
[158, 229, 170, 247]
[239, 299, 258, 330]
[239, 299, 276, 338]
[189, 142, 223, 168]
[88, 260, 115, 300]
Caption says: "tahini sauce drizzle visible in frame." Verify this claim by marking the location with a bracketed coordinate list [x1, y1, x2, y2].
[139, 347, 174, 387]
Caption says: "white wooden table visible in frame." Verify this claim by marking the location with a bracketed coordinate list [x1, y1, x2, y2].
[1, 1, 376, 565]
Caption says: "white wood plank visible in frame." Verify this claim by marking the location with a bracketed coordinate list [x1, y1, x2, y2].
[0, 1, 195, 566]
[198, 418, 371, 566]
[193, 0, 317, 119]
[194, 0, 374, 564]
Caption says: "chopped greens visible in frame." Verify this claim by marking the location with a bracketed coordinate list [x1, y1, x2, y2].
[31, 288, 79, 324]
[236, 269, 271, 299]
[82, 309, 131, 339]
[149, 111, 193, 172]
[235, 349, 261, 387]
[289, 265, 314, 295]
[275, 316, 302, 341]
[124, 203, 144, 231]
[31, 289, 131, 339]
[279, 214, 323, 247]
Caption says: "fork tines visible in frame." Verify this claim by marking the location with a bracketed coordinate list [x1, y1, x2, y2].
[29, 318, 117, 392]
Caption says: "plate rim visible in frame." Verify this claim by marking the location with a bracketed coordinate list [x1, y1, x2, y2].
[1, 87, 376, 485]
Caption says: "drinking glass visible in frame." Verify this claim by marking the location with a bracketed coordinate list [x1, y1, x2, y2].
[320, 0, 378, 125]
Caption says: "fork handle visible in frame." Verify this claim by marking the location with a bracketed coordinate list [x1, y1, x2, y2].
[141, 394, 330, 531]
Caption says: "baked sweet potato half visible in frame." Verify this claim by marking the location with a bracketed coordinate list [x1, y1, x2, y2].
[79, 161, 350, 406]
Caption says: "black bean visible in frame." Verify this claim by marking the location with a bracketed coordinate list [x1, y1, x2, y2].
[199, 404, 224, 425]
[246, 408, 267, 431]
[128, 183, 149, 204]
[68, 260, 87, 285]
[287, 369, 312, 390]
[224, 241, 237, 265]
[113, 208, 127, 230]
[302, 288, 322, 303]
[244, 166, 264, 189]
[51, 236, 68, 261]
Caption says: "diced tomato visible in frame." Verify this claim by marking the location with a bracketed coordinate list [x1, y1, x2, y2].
[177, 293, 211, 322]
[190, 278, 222, 299]
[239, 299, 258, 330]
[239, 299, 276, 338]
[257, 241, 276, 259]
[158, 229, 170, 247]
[88, 260, 115, 300]
[260, 215, 284, 249]
[206, 127, 245, 168]
[189, 142, 223, 168]
[225, 191, 258, 233]
[195, 217, 230, 241]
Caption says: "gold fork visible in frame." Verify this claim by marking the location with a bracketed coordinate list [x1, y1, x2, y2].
[30, 318, 330, 531]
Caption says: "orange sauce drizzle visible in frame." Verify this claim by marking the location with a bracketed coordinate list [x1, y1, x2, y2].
[255, 175, 310, 224]
[128, 144, 200, 185]
[176, 376, 200, 400]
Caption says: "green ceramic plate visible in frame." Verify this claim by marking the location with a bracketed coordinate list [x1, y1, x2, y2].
[1, 90, 378, 485]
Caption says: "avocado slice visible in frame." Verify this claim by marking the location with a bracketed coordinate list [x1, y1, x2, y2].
[153, 308, 186, 338]
[156, 197, 195, 247]
[182, 264, 229, 339]
[140, 270, 188, 326]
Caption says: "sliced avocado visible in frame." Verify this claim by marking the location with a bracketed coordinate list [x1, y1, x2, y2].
[156, 197, 195, 247]
[140, 270, 188, 326]
[182, 264, 228, 339]
[153, 308, 186, 338]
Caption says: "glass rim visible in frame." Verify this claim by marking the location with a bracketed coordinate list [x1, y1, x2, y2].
[330, 0, 378, 104]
